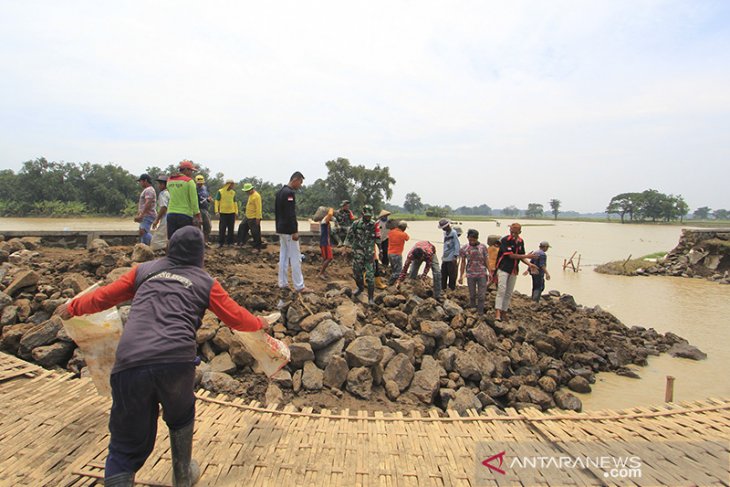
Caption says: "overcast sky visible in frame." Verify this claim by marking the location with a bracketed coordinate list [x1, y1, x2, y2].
[1, 1, 728, 212]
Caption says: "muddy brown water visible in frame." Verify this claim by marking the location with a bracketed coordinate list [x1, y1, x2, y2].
[2, 217, 729, 410]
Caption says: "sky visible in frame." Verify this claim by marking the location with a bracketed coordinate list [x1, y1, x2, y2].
[1, 1, 729, 213]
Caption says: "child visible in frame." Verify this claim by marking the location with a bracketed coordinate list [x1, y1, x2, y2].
[387, 221, 410, 285]
[319, 208, 334, 279]
[525, 240, 551, 302]
[458, 229, 489, 314]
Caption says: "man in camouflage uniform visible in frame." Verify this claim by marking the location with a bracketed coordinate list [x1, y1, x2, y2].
[349, 204, 380, 304]
[334, 200, 355, 245]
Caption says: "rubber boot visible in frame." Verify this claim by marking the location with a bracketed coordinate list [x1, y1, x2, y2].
[367, 284, 375, 305]
[104, 472, 135, 487]
[169, 422, 200, 487]
[374, 276, 387, 289]
[353, 278, 365, 297]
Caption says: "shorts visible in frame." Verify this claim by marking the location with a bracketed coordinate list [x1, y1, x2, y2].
[320, 245, 333, 260]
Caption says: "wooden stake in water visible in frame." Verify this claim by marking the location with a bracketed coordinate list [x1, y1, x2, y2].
[665, 376, 675, 402]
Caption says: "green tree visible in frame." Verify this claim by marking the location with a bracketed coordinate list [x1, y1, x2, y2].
[694, 206, 711, 219]
[549, 199, 561, 220]
[323, 157, 395, 211]
[404, 192, 423, 213]
[525, 203, 544, 218]
[713, 209, 729, 220]
[606, 192, 641, 223]
[501, 205, 520, 217]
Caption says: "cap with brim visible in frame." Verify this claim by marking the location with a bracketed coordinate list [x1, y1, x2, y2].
[178, 160, 196, 171]
[378, 210, 391, 218]
[242, 183, 254, 192]
[195, 175, 205, 183]
[156, 175, 168, 182]
[438, 218, 451, 229]
[225, 179, 235, 185]
[137, 173, 152, 183]
[540, 241, 550, 248]
[341, 200, 350, 206]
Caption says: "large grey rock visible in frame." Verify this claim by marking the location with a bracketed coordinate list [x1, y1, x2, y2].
[515, 385, 554, 410]
[228, 339, 255, 367]
[271, 369, 293, 389]
[285, 302, 308, 328]
[299, 311, 333, 332]
[4, 270, 40, 296]
[385, 338, 416, 359]
[309, 320, 344, 350]
[454, 344, 495, 382]
[471, 323, 498, 348]
[131, 243, 155, 262]
[510, 342, 539, 366]
[200, 371, 242, 394]
[18, 317, 63, 358]
[383, 353, 415, 392]
[211, 327, 235, 352]
[209, 352, 237, 374]
[412, 299, 447, 322]
[419, 320, 451, 339]
[302, 361, 324, 390]
[346, 367, 373, 399]
[668, 343, 707, 360]
[0, 305, 18, 327]
[345, 336, 383, 367]
[289, 342, 315, 369]
[385, 309, 408, 328]
[449, 388, 482, 415]
[88, 238, 110, 251]
[31, 341, 75, 367]
[59, 273, 90, 295]
[0, 291, 12, 311]
[441, 299, 463, 319]
[567, 376, 592, 393]
[323, 355, 349, 389]
[314, 337, 345, 369]
[335, 302, 359, 328]
[0, 323, 35, 352]
[385, 380, 401, 400]
[409, 356, 441, 404]
[554, 390, 582, 412]
[265, 383, 284, 406]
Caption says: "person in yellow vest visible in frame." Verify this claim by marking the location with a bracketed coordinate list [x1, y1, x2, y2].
[214, 179, 239, 247]
[237, 183, 263, 252]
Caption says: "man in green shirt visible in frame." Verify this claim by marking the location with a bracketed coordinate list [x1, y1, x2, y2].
[166, 160, 202, 239]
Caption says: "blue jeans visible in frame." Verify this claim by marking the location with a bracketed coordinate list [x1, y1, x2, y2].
[139, 215, 155, 245]
[105, 363, 196, 478]
[388, 254, 403, 284]
[531, 273, 545, 302]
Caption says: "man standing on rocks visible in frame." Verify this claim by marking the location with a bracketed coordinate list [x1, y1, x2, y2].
[387, 221, 409, 284]
[349, 204, 380, 304]
[238, 182, 263, 252]
[214, 179, 239, 247]
[134, 174, 157, 246]
[438, 218, 460, 293]
[152, 175, 169, 231]
[495, 223, 538, 321]
[166, 160, 202, 239]
[525, 240, 551, 302]
[396, 241, 442, 300]
[195, 175, 212, 243]
[377, 210, 391, 267]
[334, 200, 355, 245]
[458, 229, 489, 314]
[54, 226, 267, 487]
[275, 171, 312, 300]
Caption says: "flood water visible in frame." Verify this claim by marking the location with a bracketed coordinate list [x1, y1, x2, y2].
[2, 217, 729, 410]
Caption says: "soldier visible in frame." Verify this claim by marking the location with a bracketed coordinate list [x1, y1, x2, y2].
[334, 199, 355, 245]
[349, 204, 380, 305]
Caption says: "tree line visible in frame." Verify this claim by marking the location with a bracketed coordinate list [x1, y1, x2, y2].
[605, 190, 691, 223]
[398, 192, 563, 219]
[0, 157, 395, 219]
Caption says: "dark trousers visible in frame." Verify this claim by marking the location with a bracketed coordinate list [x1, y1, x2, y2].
[200, 209, 211, 240]
[219, 213, 236, 245]
[166, 213, 193, 239]
[531, 273, 545, 302]
[380, 240, 389, 267]
[105, 363, 195, 478]
[441, 260, 458, 291]
[238, 217, 262, 249]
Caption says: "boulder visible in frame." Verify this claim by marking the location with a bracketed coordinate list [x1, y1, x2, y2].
[105, 267, 132, 284]
[323, 355, 349, 389]
[31, 341, 75, 367]
[554, 390, 583, 412]
[335, 302, 359, 328]
[567, 376, 592, 393]
[18, 317, 63, 358]
[409, 356, 441, 404]
[209, 352, 237, 374]
[211, 326, 235, 352]
[538, 376, 557, 393]
[385, 309, 408, 329]
[346, 367, 373, 399]
[289, 342, 315, 369]
[314, 337, 345, 369]
[200, 371, 242, 394]
[131, 243, 155, 262]
[514, 385, 554, 410]
[196, 313, 220, 343]
[271, 369, 293, 389]
[345, 336, 383, 367]
[0, 323, 35, 352]
[265, 383, 284, 406]
[449, 388, 482, 415]
[412, 299, 447, 322]
[441, 299, 463, 318]
[309, 320, 344, 350]
[5, 270, 40, 296]
[299, 311, 333, 332]
[383, 353, 415, 392]
[385, 338, 416, 359]
[88, 238, 110, 251]
[0, 305, 18, 327]
[384, 380, 401, 400]
[285, 302, 308, 328]
[667, 343, 707, 360]
[0, 291, 12, 311]
[471, 323, 498, 348]
[302, 361, 324, 391]
[419, 320, 451, 339]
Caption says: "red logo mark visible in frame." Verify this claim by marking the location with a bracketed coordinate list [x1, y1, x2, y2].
[482, 451, 506, 475]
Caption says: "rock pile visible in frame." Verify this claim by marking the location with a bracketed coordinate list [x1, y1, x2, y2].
[640, 229, 730, 284]
[0, 236, 706, 416]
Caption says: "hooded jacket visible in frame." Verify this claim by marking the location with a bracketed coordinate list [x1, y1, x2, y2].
[68, 226, 263, 374]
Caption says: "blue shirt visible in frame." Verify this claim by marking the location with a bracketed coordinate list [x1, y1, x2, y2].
[442, 229, 460, 262]
[530, 249, 547, 275]
[197, 185, 210, 210]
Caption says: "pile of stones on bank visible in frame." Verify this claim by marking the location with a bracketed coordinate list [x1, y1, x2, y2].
[0, 236, 706, 416]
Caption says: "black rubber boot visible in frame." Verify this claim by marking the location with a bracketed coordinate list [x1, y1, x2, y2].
[104, 472, 135, 487]
[170, 422, 200, 487]
[353, 278, 365, 297]
[367, 283, 375, 305]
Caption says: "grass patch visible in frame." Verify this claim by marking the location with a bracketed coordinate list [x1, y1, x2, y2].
[639, 251, 668, 260]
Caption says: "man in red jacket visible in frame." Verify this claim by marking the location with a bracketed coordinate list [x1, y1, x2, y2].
[55, 226, 266, 487]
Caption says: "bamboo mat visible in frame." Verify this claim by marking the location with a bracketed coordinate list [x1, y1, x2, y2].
[0, 352, 728, 486]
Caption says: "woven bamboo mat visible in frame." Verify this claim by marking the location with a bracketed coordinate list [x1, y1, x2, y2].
[0, 352, 728, 486]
